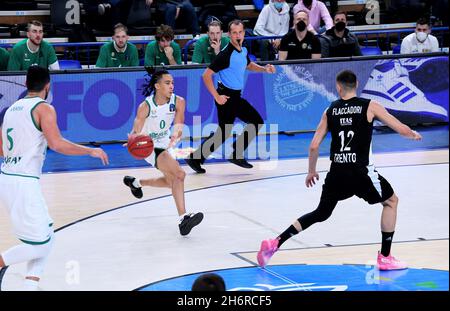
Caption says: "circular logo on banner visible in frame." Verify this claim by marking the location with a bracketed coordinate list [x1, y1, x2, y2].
[137, 264, 449, 291]
[274, 66, 314, 112]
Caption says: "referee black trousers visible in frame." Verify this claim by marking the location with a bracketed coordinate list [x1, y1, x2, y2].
[193, 83, 264, 163]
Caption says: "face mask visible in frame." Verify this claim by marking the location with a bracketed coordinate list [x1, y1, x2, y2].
[303, 0, 312, 7]
[335, 21, 346, 32]
[416, 31, 428, 42]
[273, 2, 284, 10]
[296, 21, 307, 32]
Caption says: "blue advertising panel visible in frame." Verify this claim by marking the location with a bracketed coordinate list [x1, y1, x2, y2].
[1, 56, 448, 143]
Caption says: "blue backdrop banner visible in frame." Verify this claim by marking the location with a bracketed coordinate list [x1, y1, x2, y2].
[1, 56, 448, 142]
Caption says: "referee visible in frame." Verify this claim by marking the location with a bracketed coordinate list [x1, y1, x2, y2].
[185, 20, 276, 174]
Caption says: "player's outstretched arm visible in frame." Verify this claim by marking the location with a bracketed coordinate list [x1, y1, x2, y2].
[36, 103, 109, 165]
[306, 110, 328, 188]
[369, 100, 422, 140]
[130, 101, 150, 135]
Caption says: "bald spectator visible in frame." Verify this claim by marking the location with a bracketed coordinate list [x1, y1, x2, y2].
[293, 0, 333, 35]
[145, 24, 182, 65]
[279, 10, 321, 60]
[192, 273, 226, 291]
[0, 47, 9, 71]
[253, 0, 290, 61]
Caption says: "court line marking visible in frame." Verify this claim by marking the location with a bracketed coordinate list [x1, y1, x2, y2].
[1, 162, 448, 290]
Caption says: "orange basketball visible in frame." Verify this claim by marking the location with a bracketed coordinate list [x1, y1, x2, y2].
[127, 134, 154, 160]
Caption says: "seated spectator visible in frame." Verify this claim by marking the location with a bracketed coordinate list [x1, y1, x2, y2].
[191, 273, 226, 291]
[400, 18, 440, 54]
[253, 0, 290, 61]
[279, 10, 321, 60]
[152, 0, 200, 36]
[96, 23, 139, 68]
[7, 20, 59, 71]
[197, 0, 238, 32]
[293, 0, 333, 35]
[0, 47, 9, 71]
[320, 11, 362, 58]
[192, 20, 230, 64]
[145, 24, 182, 65]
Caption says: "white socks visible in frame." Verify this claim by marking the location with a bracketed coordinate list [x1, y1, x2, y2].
[132, 179, 142, 188]
[179, 213, 187, 223]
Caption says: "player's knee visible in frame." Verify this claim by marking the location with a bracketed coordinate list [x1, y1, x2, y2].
[383, 193, 398, 209]
[175, 169, 186, 182]
[315, 209, 333, 222]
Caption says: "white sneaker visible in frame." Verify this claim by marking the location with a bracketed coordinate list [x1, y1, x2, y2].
[362, 59, 447, 116]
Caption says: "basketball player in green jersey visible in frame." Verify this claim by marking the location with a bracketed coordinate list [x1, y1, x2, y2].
[0, 66, 108, 290]
[123, 68, 203, 236]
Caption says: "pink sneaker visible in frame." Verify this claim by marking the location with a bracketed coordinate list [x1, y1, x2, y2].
[377, 251, 408, 271]
[257, 239, 279, 267]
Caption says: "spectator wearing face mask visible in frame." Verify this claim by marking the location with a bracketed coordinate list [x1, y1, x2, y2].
[320, 11, 362, 58]
[278, 10, 321, 60]
[400, 18, 440, 54]
[293, 0, 333, 35]
[253, 0, 290, 60]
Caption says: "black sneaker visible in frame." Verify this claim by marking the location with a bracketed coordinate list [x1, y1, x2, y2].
[228, 158, 253, 169]
[179, 212, 204, 236]
[184, 157, 206, 174]
[123, 176, 143, 199]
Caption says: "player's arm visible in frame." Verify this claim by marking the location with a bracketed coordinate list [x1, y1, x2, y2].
[202, 67, 230, 106]
[306, 110, 328, 188]
[247, 62, 276, 73]
[130, 101, 149, 135]
[368, 100, 421, 140]
[0, 126, 3, 157]
[169, 96, 185, 147]
[35, 103, 109, 165]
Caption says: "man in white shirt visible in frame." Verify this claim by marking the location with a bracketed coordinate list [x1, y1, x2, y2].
[253, 0, 290, 60]
[400, 18, 440, 54]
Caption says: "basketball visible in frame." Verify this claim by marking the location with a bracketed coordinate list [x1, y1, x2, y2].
[127, 134, 154, 160]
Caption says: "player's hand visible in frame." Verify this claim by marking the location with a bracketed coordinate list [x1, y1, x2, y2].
[168, 135, 180, 148]
[305, 172, 319, 188]
[264, 64, 276, 74]
[90, 148, 109, 165]
[123, 133, 136, 147]
[164, 46, 174, 58]
[411, 130, 422, 141]
[145, 0, 153, 6]
[215, 95, 230, 105]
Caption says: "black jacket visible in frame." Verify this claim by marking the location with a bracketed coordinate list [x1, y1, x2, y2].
[320, 27, 362, 58]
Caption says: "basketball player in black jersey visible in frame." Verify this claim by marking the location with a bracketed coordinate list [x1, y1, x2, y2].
[257, 70, 422, 271]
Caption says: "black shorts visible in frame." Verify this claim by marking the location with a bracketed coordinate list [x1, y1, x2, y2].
[320, 164, 394, 204]
[154, 148, 165, 169]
